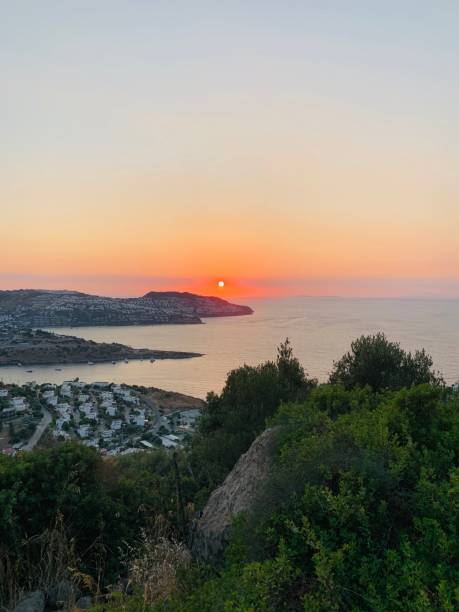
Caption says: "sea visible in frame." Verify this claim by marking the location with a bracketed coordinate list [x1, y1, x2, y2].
[1, 297, 459, 399]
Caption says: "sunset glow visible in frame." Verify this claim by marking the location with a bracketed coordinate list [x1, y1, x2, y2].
[2, 3, 459, 298]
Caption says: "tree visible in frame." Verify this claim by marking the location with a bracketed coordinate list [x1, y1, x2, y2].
[190, 340, 317, 496]
[329, 333, 444, 391]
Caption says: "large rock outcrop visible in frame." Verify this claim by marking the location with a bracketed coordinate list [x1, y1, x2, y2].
[191, 427, 279, 561]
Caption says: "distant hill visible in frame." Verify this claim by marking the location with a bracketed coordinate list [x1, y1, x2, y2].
[0, 289, 253, 328]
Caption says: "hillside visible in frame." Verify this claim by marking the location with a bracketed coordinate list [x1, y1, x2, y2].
[0, 289, 253, 328]
[3, 335, 451, 612]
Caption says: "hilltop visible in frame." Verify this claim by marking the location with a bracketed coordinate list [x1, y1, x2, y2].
[0, 289, 253, 328]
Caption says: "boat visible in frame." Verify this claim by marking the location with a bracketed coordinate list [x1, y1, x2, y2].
[112, 360, 117, 364]
[87, 361, 94, 365]
[26, 370, 33, 373]
[124, 359, 129, 364]
[150, 359, 156, 363]
[55, 368, 62, 371]
[17, 362, 22, 367]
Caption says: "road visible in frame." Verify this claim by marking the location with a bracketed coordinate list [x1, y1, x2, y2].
[23, 406, 52, 451]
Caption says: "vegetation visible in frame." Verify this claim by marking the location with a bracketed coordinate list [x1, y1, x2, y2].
[168, 384, 459, 610]
[329, 332, 444, 391]
[1, 335, 457, 610]
[190, 339, 317, 501]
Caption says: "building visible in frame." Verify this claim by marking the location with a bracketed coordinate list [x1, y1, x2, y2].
[78, 424, 91, 438]
[105, 404, 117, 417]
[10, 397, 27, 408]
[111, 419, 122, 431]
[130, 410, 145, 427]
[84, 439, 99, 448]
[80, 402, 97, 419]
[60, 385, 72, 397]
[140, 440, 153, 448]
[159, 436, 178, 448]
[179, 409, 201, 427]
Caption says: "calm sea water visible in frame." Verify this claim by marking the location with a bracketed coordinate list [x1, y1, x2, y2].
[1, 297, 459, 398]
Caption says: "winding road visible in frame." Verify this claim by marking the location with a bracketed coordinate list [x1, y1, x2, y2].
[23, 407, 52, 451]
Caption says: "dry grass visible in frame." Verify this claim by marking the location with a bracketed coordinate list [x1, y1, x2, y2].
[0, 513, 95, 610]
[124, 516, 191, 606]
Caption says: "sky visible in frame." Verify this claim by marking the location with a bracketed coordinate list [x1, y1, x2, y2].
[2, 1, 459, 298]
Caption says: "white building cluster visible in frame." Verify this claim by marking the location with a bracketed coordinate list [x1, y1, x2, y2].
[1, 379, 202, 456]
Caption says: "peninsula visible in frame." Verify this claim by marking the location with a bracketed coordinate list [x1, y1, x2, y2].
[0, 327, 201, 367]
[0, 289, 253, 328]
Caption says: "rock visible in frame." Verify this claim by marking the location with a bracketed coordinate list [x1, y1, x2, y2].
[191, 427, 279, 561]
[75, 596, 92, 610]
[13, 591, 45, 612]
[47, 579, 80, 609]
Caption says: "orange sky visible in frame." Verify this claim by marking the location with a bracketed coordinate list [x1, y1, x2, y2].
[2, 3, 459, 299]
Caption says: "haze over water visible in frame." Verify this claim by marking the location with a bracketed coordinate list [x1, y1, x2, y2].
[1, 297, 458, 398]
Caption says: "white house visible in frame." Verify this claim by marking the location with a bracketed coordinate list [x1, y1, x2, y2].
[105, 405, 117, 417]
[0, 389, 8, 398]
[159, 436, 178, 448]
[124, 395, 139, 405]
[80, 402, 97, 418]
[60, 385, 72, 398]
[78, 424, 91, 438]
[179, 409, 201, 427]
[84, 439, 99, 448]
[111, 419, 123, 431]
[10, 397, 27, 408]
[130, 412, 145, 427]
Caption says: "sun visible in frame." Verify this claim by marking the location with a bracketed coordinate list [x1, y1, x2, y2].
[217, 280, 225, 288]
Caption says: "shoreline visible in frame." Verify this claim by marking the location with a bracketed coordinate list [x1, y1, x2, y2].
[0, 327, 203, 368]
[0, 352, 203, 368]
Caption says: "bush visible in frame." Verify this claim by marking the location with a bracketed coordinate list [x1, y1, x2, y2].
[329, 333, 444, 391]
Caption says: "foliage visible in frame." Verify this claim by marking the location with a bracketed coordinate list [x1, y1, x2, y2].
[165, 385, 459, 610]
[0, 443, 188, 607]
[329, 332, 444, 391]
[1, 337, 456, 611]
[190, 339, 317, 500]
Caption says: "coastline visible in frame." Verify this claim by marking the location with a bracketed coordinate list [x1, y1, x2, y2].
[0, 328, 203, 368]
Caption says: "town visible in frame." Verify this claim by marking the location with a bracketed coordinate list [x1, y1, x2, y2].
[0, 379, 201, 456]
